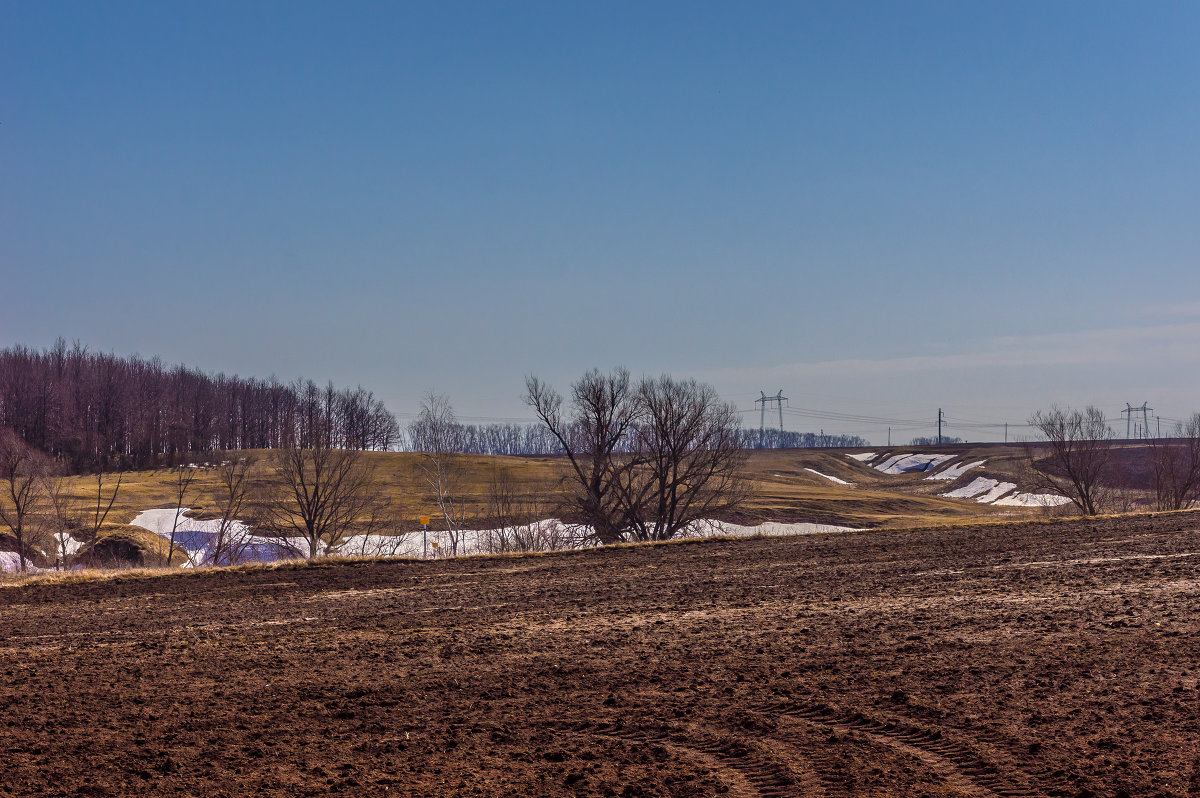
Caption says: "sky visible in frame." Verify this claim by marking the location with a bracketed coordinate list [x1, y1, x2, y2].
[3, 1, 1200, 444]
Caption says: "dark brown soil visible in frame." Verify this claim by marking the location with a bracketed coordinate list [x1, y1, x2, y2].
[3, 511, 1200, 797]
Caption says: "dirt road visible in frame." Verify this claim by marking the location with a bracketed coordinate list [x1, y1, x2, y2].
[3, 512, 1199, 796]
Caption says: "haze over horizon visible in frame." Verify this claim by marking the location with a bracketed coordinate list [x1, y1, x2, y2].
[4, 2, 1199, 444]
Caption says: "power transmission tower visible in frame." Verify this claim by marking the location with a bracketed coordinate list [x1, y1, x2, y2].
[1121, 403, 1153, 439]
[755, 390, 788, 434]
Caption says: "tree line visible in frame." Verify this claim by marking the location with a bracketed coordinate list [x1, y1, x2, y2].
[398, 415, 867, 456]
[1, 341, 870, 470]
[745, 429, 869, 449]
[0, 340, 399, 472]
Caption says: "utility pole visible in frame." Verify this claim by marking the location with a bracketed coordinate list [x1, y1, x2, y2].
[887, 427, 891, 446]
[1004, 422, 1008, 443]
[937, 408, 945, 445]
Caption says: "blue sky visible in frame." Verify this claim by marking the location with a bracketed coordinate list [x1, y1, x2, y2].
[3, 2, 1200, 442]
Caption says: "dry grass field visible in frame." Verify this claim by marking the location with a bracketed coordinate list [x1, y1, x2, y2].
[3, 509, 1199, 796]
[11, 444, 1053, 570]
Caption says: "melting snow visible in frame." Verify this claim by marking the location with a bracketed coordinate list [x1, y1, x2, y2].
[53, 533, 84, 558]
[940, 478, 1069, 507]
[974, 482, 1016, 503]
[926, 460, 986, 481]
[692, 520, 859, 537]
[993, 493, 1072, 507]
[127, 508, 862, 564]
[131, 508, 284, 566]
[943, 477, 1000, 499]
[846, 452, 877, 462]
[804, 468, 854, 486]
[875, 453, 957, 475]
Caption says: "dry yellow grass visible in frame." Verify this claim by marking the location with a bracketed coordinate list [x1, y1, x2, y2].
[737, 445, 1043, 528]
[2, 444, 1058, 571]
[80, 444, 1046, 530]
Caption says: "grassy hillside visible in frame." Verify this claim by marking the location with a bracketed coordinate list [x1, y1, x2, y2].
[63, 444, 1048, 530]
[1, 443, 1080, 570]
[739, 444, 1038, 528]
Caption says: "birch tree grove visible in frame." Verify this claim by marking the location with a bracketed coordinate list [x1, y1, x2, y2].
[0, 340, 399, 472]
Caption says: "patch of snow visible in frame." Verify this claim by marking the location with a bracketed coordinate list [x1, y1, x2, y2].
[926, 460, 986, 481]
[53, 533, 84, 558]
[846, 452, 876, 462]
[804, 468, 854, 486]
[131, 508, 281, 566]
[127, 509, 861, 565]
[942, 477, 1000, 499]
[992, 493, 1072, 508]
[690, 520, 859, 537]
[974, 482, 1016, 503]
[0, 551, 24, 573]
[875, 453, 957, 475]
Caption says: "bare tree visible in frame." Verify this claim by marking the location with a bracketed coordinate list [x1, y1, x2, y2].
[1149, 413, 1200, 511]
[164, 463, 199, 567]
[78, 470, 124, 563]
[42, 473, 78, 569]
[1026, 405, 1114, 516]
[0, 429, 48, 571]
[410, 393, 470, 555]
[207, 456, 255, 566]
[262, 441, 376, 559]
[526, 369, 749, 544]
[483, 467, 556, 553]
[349, 497, 408, 558]
[619, 376, 749, 542]
[526, 368, 639, 544]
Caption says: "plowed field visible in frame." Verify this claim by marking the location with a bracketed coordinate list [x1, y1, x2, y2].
[3, 511, 1200, 797]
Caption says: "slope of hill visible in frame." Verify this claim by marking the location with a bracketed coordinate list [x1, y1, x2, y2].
[1, 444, 1092, 571]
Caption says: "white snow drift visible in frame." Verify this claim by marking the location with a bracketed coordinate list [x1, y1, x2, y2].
[942, 477, 1003, 499]
[125, 509, 861, 566]
[993, 493, 1072, 508]
[926, 459, 986, 481]
[804, 468, 854, 486]
[974, 481, 1017, 503]
[940, 477, 1068, 507]
[875, 453, 957, 475]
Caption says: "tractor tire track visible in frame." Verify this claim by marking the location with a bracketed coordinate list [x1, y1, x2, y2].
[765, 702, 1044, 797]
[593, 722, 818, 798]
